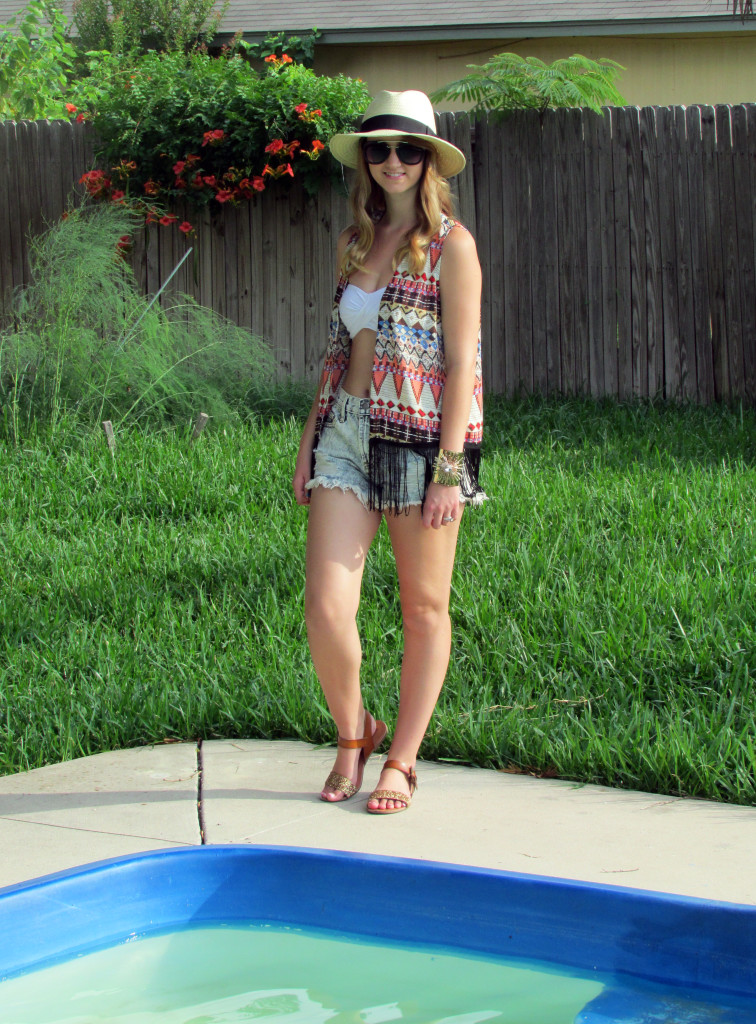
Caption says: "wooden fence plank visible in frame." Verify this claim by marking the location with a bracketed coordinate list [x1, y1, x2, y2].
[439, 111, 476, 236]
[671, 105, 696, 400]
[613, 108, 634, 400]
[41, 120, 65, 226]
[517, 110, 539, 393]
[301, 192, 319, 380]
[640, 107, 663, 399]
[598, 107, 618, 397]
[288, 183, 306, 380]
[685, 106, 714, 404]
[528, 109, 548, 396]
[305, 185, 331, 380]
[236, 199, 253, 333]
[624, 106, 647, 398]
[223, 205, 239, 329]
[701, 105, 729, 401]
[145, 220, 161, 302]
[249, 194, 264, 340]
[584, 108, 605, 397]
[556, 109, 577, 393]
[472, 117, 494, 391]
[664, 106, 693, 401]
[261, 188, 278, 367]
[211, 206, 227, 322]
[14, 123, 37, 286]
[717, 105, 745, 401]
[501, 113, 521, 394]
[656, 106, 680, 399]
[568, 108, 590, 394]
[0, 124, 16, 317]
[174, 201, 193, 299]
[540, 108, 562, 396]
[741, 104, 756, 402]
[492, 117, 510, 395]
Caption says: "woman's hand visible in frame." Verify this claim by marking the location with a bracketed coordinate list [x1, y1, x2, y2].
[422, 481, 461, 530]
[292, 447, 312, 505]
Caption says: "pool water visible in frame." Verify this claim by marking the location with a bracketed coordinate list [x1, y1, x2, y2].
[1, 924, 755, 1024]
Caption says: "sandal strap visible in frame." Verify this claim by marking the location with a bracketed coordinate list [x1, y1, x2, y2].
[337, 735, 368, 749]
[368, 788, 411, 806]
[323, 771, 358, 799]
[338, 712, 377, 758]
[383, 759, 418, 793]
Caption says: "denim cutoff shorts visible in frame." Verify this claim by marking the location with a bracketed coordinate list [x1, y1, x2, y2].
[306, 389, 428, 511]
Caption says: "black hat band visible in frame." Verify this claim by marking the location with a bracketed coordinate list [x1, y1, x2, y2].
[359, 114, 437, 137]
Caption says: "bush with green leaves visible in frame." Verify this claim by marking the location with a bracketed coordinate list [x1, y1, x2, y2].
[431, 53, 626, 115]
[78, 48, 369, 204]
[240, 28, 321, 69]
[0, 0, 104, 119]
[0, 203, 273, 443]
[72, 0, 228, 55]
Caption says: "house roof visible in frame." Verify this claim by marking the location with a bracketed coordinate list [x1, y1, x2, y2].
[1, 0, 751, 42]
[222, 1, 754, 41]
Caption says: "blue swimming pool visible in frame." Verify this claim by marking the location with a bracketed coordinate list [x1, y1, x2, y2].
[0, 846, 755, 1022]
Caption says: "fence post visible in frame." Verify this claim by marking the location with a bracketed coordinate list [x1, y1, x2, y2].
[101, 420, 115, 452]
[191, 412, 209, 443]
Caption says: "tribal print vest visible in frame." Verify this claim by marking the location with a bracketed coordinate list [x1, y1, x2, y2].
[314, 215, 485, 510]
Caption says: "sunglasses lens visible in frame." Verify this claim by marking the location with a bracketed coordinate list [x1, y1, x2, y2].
[363, 142, 391, 164]
[362, 141, 428, 165]
[396, 144, 426, 165]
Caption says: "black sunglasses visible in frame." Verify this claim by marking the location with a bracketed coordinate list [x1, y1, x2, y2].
[362, 140, 428, 166]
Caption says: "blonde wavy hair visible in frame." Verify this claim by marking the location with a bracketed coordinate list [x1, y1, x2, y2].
[341, 142, 455, 278]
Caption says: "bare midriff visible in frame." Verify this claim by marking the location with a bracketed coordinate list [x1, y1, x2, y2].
[341, 328, 376, 398]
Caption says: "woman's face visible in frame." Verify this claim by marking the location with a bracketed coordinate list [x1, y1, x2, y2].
[364, 138, 428, 196]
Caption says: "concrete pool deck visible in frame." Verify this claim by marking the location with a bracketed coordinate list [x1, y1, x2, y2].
[1, 738, 755, 904]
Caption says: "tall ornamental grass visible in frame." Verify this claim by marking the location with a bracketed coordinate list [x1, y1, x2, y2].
[0, 204, 273, 443]
[1, 397, 754, 805]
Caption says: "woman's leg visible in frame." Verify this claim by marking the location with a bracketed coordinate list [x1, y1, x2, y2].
[305, 485, 382, 800]
[367, 506, 463, 810]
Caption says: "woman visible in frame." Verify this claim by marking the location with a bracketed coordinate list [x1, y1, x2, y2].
[292, 90, 485, 815]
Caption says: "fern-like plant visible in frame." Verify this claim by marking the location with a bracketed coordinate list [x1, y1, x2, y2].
[0, 204, 273, 443]
[431, 53, 626, 115]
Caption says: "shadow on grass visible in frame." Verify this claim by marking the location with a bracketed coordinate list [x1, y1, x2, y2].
[482, 394, 756, 469]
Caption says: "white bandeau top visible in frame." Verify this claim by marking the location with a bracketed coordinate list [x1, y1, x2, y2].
[340, 283, 386, 337]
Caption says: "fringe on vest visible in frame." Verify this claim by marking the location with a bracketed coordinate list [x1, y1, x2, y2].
[367, 438, 485, 514]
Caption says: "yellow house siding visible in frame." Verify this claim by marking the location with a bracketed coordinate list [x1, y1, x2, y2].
[314, 33, 756, 108]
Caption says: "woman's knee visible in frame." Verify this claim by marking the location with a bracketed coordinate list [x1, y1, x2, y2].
[400, 592, 450, 638]
[305, 587, 356, 636]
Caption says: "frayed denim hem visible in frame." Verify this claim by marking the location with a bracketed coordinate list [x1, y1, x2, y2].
[306, 476, 425, 515]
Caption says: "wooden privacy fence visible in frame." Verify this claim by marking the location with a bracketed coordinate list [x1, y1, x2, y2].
[1, 106, 755, 402]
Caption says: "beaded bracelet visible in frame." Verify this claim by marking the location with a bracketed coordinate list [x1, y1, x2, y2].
[432, 448, 464, 486]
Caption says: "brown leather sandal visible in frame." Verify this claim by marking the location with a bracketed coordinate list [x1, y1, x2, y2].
[320, 711, 388, 801]
[366, 759, 418, 815]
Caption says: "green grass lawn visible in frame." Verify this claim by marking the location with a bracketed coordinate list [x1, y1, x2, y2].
[1, 395, 755, 804]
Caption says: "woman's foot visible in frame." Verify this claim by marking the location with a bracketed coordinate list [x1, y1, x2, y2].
[367, 759, 417, 814]
[320, 711, 387, 802]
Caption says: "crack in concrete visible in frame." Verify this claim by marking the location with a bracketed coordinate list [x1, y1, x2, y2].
[196, 739, 206, 844]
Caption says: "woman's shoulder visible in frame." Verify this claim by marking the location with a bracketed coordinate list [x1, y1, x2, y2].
[336, 224, 358, 261]
[338, 224, 358, 244]
[438, 218, 477, 258]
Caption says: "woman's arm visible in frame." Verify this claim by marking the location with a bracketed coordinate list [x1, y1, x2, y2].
[422, 225, 482, 529]
[292, 226, 356, 506]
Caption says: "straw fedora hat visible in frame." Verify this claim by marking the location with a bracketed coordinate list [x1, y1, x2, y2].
[329, 90, 466, 178]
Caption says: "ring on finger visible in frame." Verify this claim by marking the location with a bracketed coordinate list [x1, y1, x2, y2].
[442, 515, 455, 523]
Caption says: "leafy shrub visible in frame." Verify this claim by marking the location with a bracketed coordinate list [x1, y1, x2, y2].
[431, 53, 625, 115]
[0, 204, 273, 442]
[0, 0, 106, 119]
[72, 0, 228, 55]
[78, 48, 370, 204]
